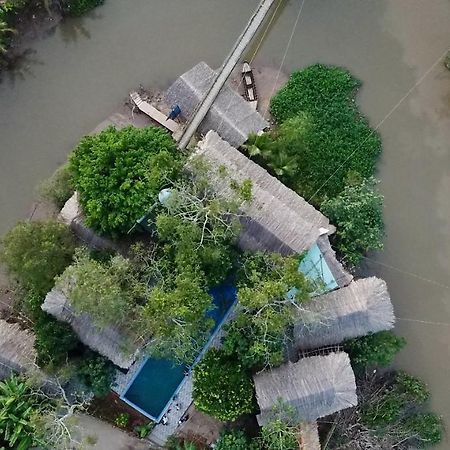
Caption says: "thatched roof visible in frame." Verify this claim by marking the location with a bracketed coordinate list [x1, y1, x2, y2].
[59, 192, 117, 251]
[42, 287, 139, 369]
[194, 131, 334, 254]
[254, 352, 357, 425]
[165, 62, 268, 147]
[293, 277, 395, 351]
[0, 320, 36, 379]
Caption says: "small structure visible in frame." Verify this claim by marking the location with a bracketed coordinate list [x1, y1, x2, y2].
[59, 192, 117, 251]
[129, 92, 179, 134]
[242, 61, 258, 110]
[166, 62, 268, 148]
[0, 320, 36, 379]
[293, 277, 395, 351]
[42, 287, 139, 369]
[194, 131, 334, 254]
[253, 352, 357, 425]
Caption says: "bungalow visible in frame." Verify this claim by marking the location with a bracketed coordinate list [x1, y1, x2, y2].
[0, 319, 36, 379]
[165, 62, 268, 148]
[253, 352, 357, 425]
[42, 287, 140, 369]
[292, 277, 395, 352]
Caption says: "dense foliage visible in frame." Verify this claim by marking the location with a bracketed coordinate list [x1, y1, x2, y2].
[344, 330, 406, 371]
[62, 0, 104, 16]
[0, 220, 75, 294]
[70, 126, 183, 235]
[268, 64, 381, 201]
[215, 430, 259, 450]
[56, 249, 134, 328]
[39, 163, 74, 209]
[76, 353, 115, 397]
[260, 403, 299, 450]
[193, 349, 254, 421]
[321, 177, 384, 267]
[222, 252, 310, 369]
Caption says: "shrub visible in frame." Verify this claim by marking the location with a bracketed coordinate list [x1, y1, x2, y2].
[62, 0, 104, 16]
[403, 412, 443, 447]
[38, 164, 74, 209]
[193, 348, 254, 421]
[69, 126, 183, 236]
[0, 220, 75, 294]
[215, 430, 259, 450]
[344, 331, 406, 371]
[321, 177, 384, 267]
[76, 353, 115, 397]
[114, 412, 129, 428]
[266, 64, 381, 201]
[34, 314, 79, 367]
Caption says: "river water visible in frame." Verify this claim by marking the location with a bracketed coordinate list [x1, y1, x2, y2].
[1, 0, 450, 446]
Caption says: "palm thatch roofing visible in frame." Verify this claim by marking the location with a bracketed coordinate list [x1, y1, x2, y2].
[42, 287, 139, 369]
[293, 277, 395, 351]
[165, 62, 268, 147]
[59, 192, 117, 251]
[194, 131, 335, 255]
[253, 352, 357, 425]
[0, 320, 36, 379]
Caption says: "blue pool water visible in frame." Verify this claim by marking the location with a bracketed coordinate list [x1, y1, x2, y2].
[121, 283, 236, 421]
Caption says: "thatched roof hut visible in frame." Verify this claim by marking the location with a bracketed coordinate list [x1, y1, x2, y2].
[42, 287, 139, 369]
[253, 352, 357, 425]
[194, 131, 334, 255]
[0, 320, 36, 379]
[293, 277, 395, 351]
[166, 62, 268, 147]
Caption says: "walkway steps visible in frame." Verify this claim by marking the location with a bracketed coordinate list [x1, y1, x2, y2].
[130, 92, 179, 134]
[177, 0, 277, 149]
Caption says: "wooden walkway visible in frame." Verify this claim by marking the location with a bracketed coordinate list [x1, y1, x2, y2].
[177, 0, 277, 149]
[130, 92, 179, 134]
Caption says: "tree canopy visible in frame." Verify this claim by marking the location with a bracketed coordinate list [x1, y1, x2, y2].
[0, 220, 75, 295]
[69, 126, 183, 236]
[193, 348, 254, 422]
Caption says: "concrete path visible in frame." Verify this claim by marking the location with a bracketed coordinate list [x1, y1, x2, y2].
[177, 0, 277, 149]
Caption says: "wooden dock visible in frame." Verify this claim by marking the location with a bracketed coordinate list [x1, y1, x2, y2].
[130, 92, 179, 134]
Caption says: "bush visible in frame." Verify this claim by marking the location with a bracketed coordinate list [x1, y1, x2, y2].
[193, 349, 254, 421]
[266, 64, 381, 201]
[34, 314, 79, 367]
[321, 177, 384, 267]
[69, 126, 183, 236]
[215, 430, 259, 450]
[0, 220, 75, 294]
[403, 412, 443, 447]
[344, 330, 406, 370]
[114, 412, 129, 428]
[62, 0, 104, 16]
[76, 353, 115, 397]
[38, 164, 74, 209]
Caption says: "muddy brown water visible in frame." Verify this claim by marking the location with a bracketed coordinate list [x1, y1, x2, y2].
[1, 0, 450, 447]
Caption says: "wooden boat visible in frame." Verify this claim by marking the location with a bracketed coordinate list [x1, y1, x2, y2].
[242, 61, 258, 110]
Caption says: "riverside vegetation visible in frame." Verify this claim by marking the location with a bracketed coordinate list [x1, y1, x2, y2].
[0, 65, 444, 448]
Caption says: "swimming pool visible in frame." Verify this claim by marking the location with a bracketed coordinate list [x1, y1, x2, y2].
[120, 283, 236, 422]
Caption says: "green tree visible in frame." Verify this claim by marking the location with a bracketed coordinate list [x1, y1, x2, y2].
[402, 412, 443, 447]
[215, 430, 259, 450]
[76, 353, 115, 397]
[223, 252, 310, 369]
[321, 177, 384, 267]
[34, 314, 79, 368]
[193, 349, 254, 421]
[344, 330, 406, 371]
[139, 270, 214, 364]
[56, 249, 133, 328]
[0, 220, 75, 294]
[69, 126, 183, 235]
[39, 163, 74, 208]
[260, 402, 299, 450]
